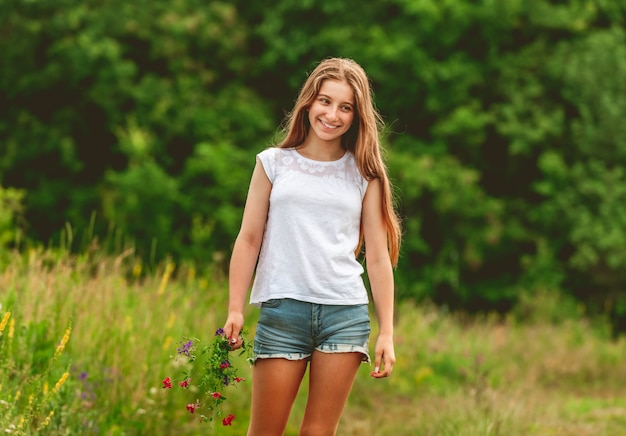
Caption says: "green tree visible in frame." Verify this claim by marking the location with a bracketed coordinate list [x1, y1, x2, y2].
[0, 0, 274, 260]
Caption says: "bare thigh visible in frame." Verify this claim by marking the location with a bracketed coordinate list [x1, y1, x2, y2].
[248, 358, 308, 436]
[300, 351, 363, 436]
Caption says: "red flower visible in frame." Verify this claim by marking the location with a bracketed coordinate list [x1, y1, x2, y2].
[211, 392, 222, 399]
[220, 360, 230, 369]
[178, 378, 190, 388]
[222, 414, 235, 426]
[162, 377, 172, 389]
[234, 377, 245, 383]
[186, 401, 200, 413]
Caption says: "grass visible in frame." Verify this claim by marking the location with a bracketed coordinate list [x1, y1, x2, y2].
[1, 247, 626, 435]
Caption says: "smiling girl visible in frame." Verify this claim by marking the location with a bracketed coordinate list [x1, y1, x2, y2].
[223, 57, 402, 435]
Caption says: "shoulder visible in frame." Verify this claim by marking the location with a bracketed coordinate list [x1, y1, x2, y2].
[257, 146, 295, 162]
[257, 147, 295, 180]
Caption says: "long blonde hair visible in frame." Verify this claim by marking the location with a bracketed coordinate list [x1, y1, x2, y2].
[277, 57, 402, 266]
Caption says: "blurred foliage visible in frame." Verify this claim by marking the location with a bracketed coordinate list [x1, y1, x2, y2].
[0, 0, 274, 260]
[1, 0, 626, 327]
[0, 186, 25, 251]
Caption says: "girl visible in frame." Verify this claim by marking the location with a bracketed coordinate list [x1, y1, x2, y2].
[223, 57, 401, 435]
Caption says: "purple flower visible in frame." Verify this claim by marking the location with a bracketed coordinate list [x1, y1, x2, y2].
[177, 340, 194, 356]
[223, 375, 230, 386]
[215, 328, 225, 336]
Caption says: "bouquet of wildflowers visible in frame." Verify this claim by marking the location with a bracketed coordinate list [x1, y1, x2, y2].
[163, 328, 253, 427]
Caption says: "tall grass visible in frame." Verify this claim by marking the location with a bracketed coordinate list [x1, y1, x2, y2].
[1, 247, 626, 435]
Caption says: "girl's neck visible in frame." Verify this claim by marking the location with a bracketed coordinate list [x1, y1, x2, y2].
[297, 139, 345, 162]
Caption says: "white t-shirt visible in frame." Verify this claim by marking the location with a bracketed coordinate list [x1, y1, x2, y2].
[249, 147, 370, 306]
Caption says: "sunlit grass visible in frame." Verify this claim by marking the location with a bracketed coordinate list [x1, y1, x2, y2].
[0, 308, 74, 434]
[341, 300, 626, 435]
[2, 248, 626, 435]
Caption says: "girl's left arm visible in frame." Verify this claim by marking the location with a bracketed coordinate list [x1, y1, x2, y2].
[361, 178, 396, 378]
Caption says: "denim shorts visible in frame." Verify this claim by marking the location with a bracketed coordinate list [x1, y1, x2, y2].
[253, 298, 371, 363]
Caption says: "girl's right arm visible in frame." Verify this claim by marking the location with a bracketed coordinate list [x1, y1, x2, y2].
[223, 159, 271, 348]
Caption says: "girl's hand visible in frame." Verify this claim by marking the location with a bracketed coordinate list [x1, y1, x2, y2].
[223, 312, 244, 350]
[370, 333, 395, 378]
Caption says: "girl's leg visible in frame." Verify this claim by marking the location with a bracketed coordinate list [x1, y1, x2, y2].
[248, 357, 308, 436]
[299, 351, 363, 436]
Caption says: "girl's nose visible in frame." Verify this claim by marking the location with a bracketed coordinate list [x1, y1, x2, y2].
[327, 105, 339, 120]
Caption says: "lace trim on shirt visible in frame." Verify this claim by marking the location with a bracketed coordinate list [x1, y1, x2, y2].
[276, 149, 362, 183]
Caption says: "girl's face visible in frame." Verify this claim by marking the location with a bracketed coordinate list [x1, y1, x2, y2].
[307, 79, 355, 145]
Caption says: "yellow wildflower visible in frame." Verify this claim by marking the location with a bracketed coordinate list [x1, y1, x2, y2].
[0, 312, 10, 335]
[132, 262, 142, 278]
[162, 335, 172, 351]
[166, 313, 176, 330]
[157, 262, 175, 295]
[51, 372, 70, 395]
[54, 328, 72, 357]
[41, 411, 54, 429]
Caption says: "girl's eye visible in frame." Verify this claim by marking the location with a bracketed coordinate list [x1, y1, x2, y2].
[341, 105, 352, 112]
[319, 98, 330, 104]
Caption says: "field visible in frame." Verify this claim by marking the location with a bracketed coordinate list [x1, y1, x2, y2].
[2, 248, 626, 435]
